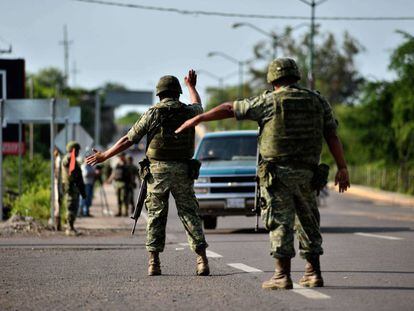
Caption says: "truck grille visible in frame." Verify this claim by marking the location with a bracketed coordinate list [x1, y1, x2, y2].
[211, 186, 255, 193]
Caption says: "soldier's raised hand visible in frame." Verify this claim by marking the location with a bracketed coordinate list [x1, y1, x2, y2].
[185, 69, 197, 88]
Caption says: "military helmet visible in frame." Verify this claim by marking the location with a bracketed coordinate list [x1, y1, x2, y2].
[156, 75, 182, 96]
[66, 141, 81, 152]
[267, 58, 301, 83]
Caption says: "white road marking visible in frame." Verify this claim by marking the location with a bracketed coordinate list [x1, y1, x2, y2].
[179, 242, 189, 246]
[206, 250, 223, 258]
[292, 283, 331, 300]
[175, 247, 184, 251]
[227, 263, 263, 273]
[354, 232, 404, 240]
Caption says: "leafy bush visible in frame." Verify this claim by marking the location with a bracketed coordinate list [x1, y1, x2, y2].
[11, 186, 51, 223]
[4, 154, 51, 221]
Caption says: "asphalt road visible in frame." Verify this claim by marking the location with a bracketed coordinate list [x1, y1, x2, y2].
[1, 191, 413, 310]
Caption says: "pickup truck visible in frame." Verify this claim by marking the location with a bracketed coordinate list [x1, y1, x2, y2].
[194, 130, 258, 229]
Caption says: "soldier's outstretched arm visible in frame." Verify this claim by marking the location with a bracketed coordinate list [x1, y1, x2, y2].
[324, 130, 350, 193]
[185, 69, 201, 105]
[85, 135, 133, 166]
[175, 102, 235, 133]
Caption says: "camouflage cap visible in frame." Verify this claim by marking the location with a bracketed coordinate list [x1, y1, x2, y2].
[156, 75, 182, 96]
[66, 141, 81, 152]
[267, 58, 301, 83]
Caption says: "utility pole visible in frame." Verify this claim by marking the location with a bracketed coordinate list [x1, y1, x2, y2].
[71, 61, 79, 87]
[298, 0, 327, 89]
[29, 78, 34, 160]
[59, 25, 72, 88]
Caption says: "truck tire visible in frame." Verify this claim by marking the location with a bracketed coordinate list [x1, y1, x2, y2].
[202, 216, 217, 230]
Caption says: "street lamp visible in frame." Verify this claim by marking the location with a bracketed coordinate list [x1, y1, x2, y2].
[207, 51, 253, 100]
[232, 22, 309, 60]
[197, 69, 239, 90]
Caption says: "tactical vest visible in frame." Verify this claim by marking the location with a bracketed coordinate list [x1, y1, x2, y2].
[146, 101, 195, 161]
[114, 164, 128, 182]
[259, 87, 324, 166]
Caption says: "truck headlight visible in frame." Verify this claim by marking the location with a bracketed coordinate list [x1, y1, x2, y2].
[195, 187, 209, 194]
[196, 177, 209, 184]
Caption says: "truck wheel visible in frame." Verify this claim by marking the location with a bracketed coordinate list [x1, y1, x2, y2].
[203, 216, 217, 230]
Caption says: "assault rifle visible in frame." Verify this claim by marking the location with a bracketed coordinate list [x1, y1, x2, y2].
[130, 165, 149, 235]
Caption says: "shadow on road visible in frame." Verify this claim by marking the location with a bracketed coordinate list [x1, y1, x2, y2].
[205, 228, 268, 234]
[321, 226, 412, 234]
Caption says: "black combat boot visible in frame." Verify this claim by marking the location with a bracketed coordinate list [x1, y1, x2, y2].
[299, 255, 324, 287]
[195, 248, 210, 276]
[148, 252, 161, 276]
[262, 258, 293, 290]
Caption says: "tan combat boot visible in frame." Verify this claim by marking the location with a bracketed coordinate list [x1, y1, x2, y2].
[195, 249, 210, 276]
[148, 252, 161, 276]
[65, 216, 80, 236]
[262, 258, 293, 290]
[299, 255, 324, 287]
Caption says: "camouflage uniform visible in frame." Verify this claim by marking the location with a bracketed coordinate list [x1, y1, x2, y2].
[234, 84, 337, 260]
[61, 142, 86, 234]
[127, 98, 208, 253]
[113, 161, 131, 216]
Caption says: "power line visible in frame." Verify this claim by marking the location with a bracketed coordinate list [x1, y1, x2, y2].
[72, 0, 414, 21]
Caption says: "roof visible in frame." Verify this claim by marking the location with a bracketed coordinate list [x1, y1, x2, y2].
[203, 130, 258, 138]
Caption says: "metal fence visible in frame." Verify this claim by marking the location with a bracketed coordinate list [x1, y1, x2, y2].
[345, 166, 414, 195]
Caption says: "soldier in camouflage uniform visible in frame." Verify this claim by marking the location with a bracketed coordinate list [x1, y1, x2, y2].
[108, 153, 131, 217]
[86, 70, 210, 276]
[176, 59, 350, 289]
[61, 141, 87, 236]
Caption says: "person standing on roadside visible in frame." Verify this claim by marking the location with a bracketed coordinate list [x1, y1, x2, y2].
[107, 153, 130, 217]
[80, 158, 96, 217]
[176, 60, 350, 289]
[86, 70, 210, 276]
[61, 141, 87, 236]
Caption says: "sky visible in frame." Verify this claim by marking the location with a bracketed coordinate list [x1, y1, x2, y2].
[1, 0, 414, 117]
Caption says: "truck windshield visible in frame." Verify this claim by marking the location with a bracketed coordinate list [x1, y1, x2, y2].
[196, 135, 257, 161]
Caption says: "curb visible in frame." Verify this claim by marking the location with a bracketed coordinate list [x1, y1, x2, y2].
[328, 182, 414, 208]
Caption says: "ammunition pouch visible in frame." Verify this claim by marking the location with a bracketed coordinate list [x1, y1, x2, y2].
[188, 159, 202, 180]
[138, 158, 151, 180]
[311, 163, 330, 194]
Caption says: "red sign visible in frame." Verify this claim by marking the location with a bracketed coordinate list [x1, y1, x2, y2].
[2, 142, 26, 155]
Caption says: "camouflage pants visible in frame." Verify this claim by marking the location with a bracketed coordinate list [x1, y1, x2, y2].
[145, 161, 208, 253]
[115, 182, 130, 215]
[260, 165, 323, 259]
[62, 184, 80, 223]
